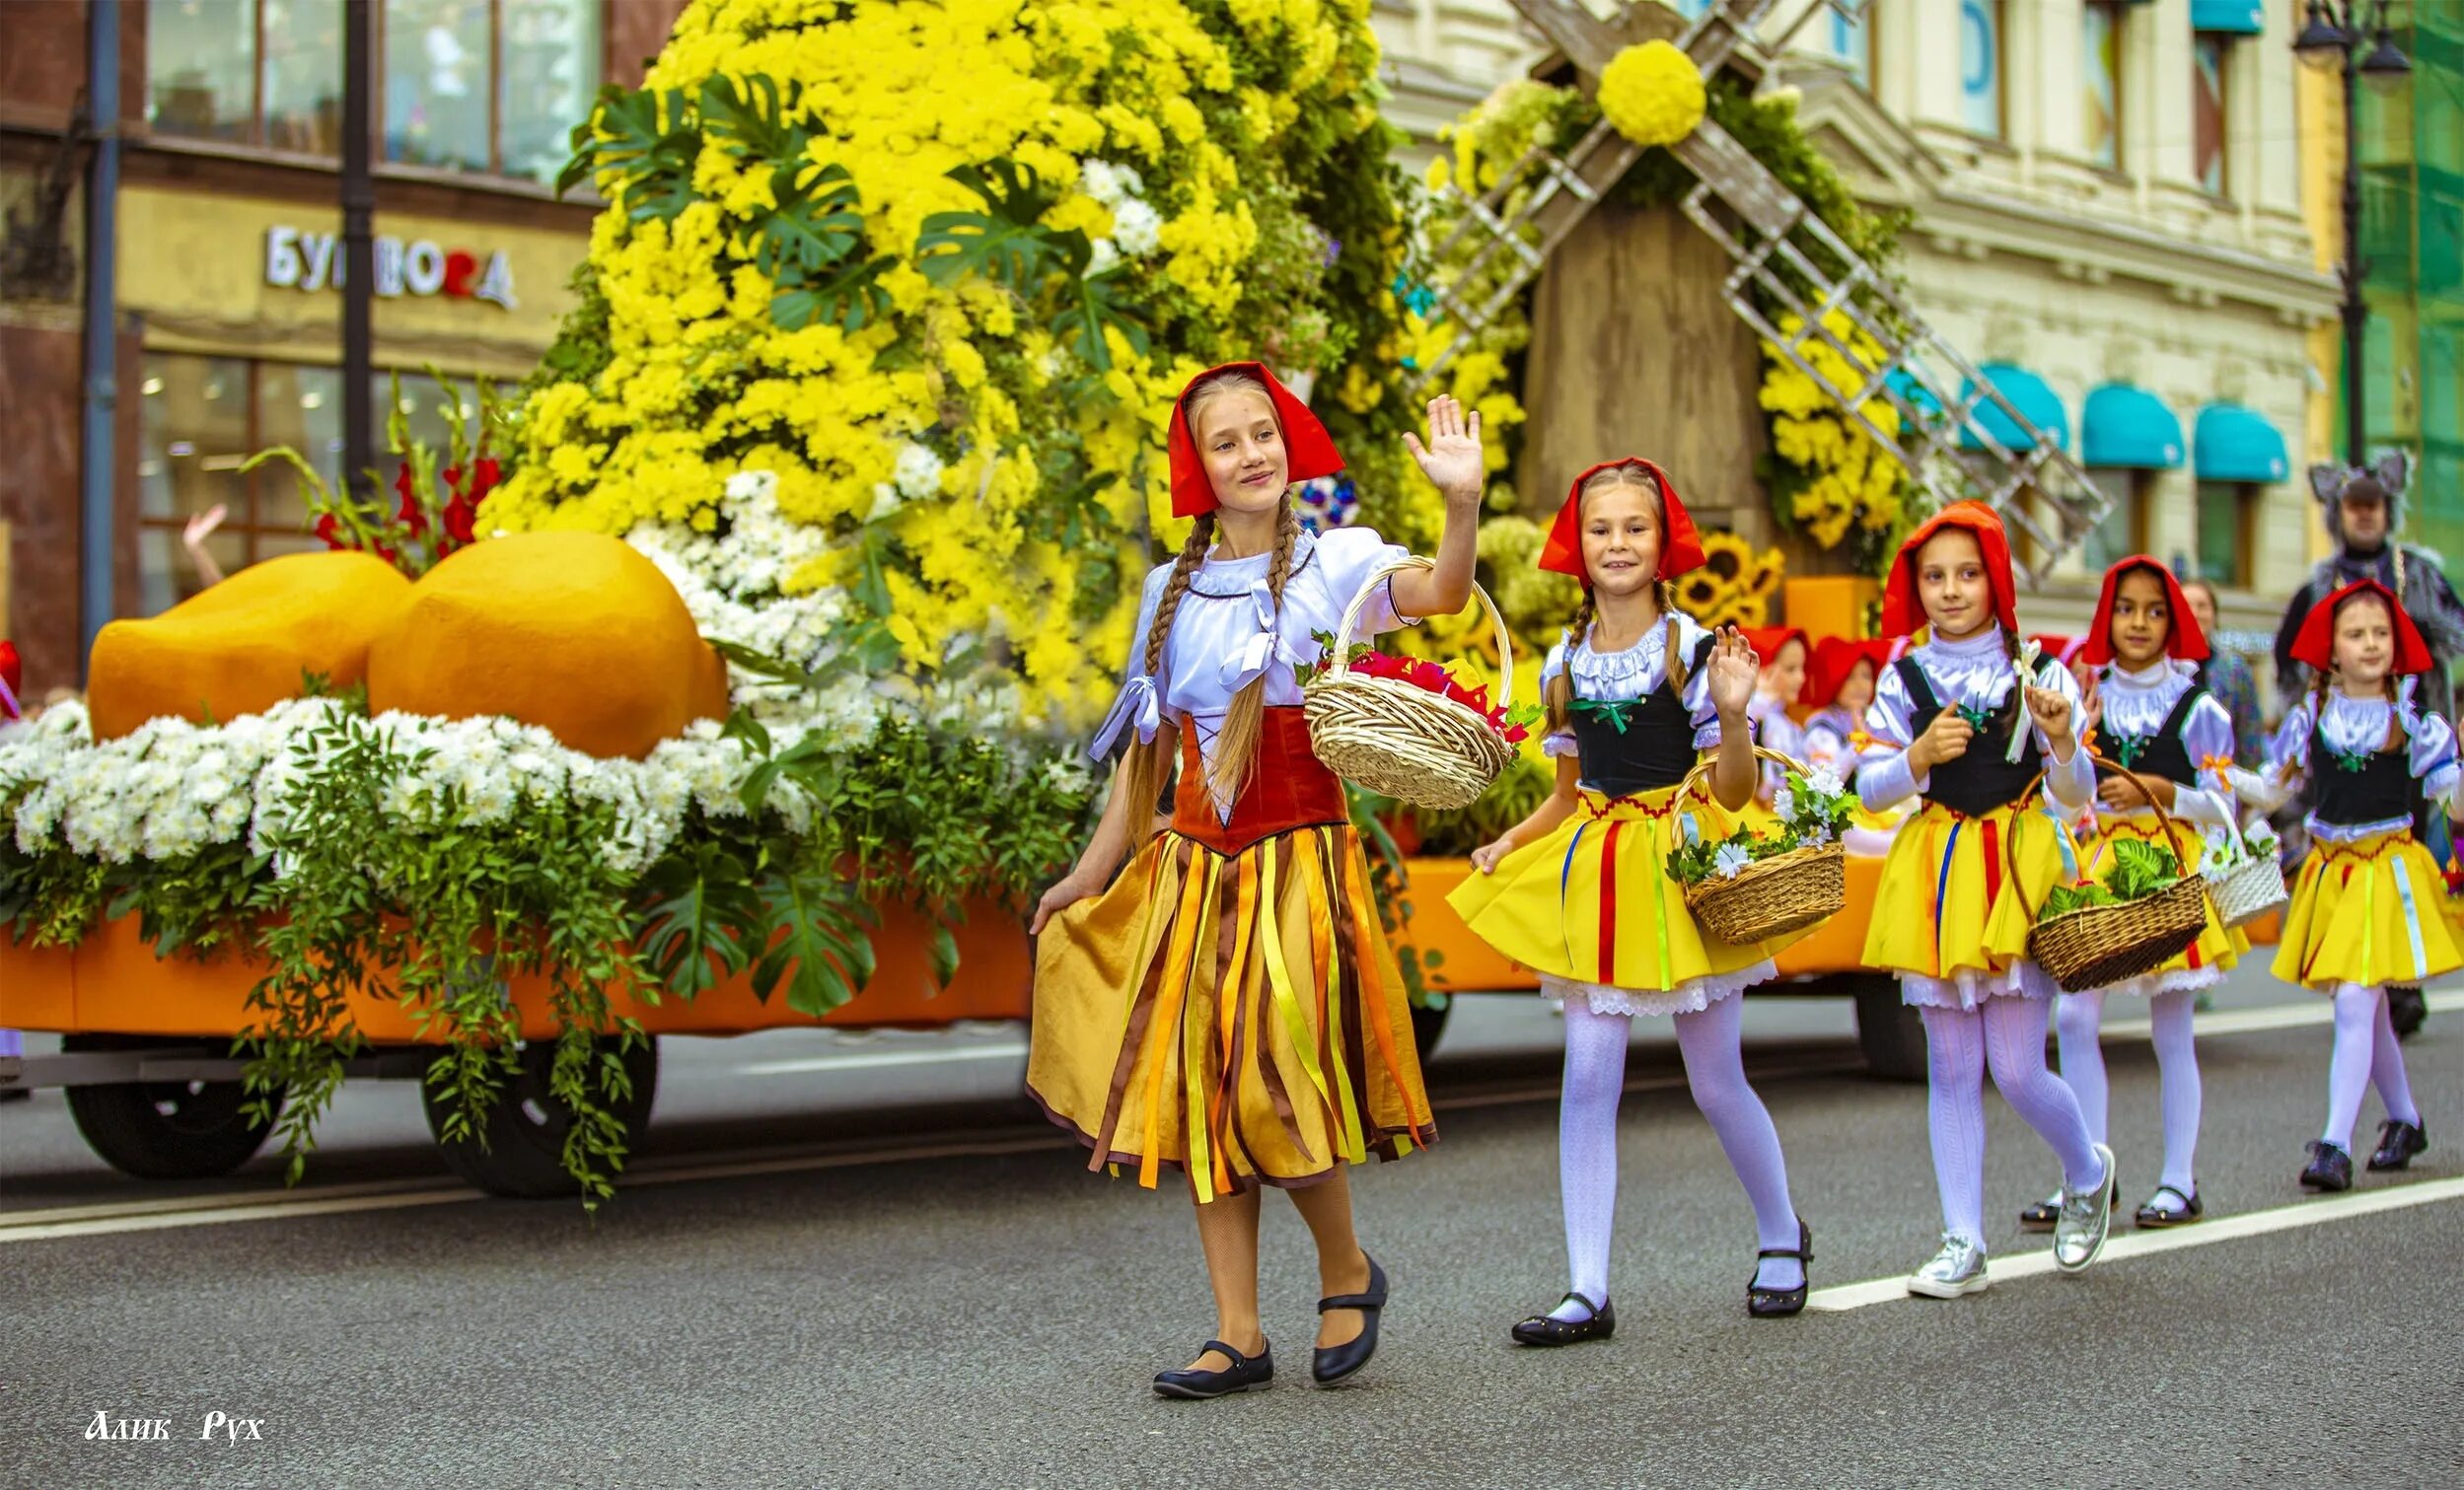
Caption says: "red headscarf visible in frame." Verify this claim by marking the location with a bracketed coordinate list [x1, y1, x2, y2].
[0, 638, 19, 720]
[1802, 636, 1890, 709]
[2287, 578, 2433, 675]
[1740, 626, 1807, 671]
[2079, 556, 2210, 667]
[1537, 458, 1707, 581]
[1166, 362, 1344, 519]
[1880, 501, 2018, 638]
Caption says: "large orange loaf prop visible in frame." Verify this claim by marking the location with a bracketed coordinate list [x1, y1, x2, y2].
[87, 552, 412, 740]
[365, 532, 729, 759]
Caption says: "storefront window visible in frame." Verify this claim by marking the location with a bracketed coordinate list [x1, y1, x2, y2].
[1960, 0, 2004, 139]
[501, 0, 602, 183]
[384, 0, 493, 173]
[261, 0, 346, 155]
[2083, 3, 2123, 171]
[2195, 480, 2255, 589]
[2194, 36, 2228, 195]
[147, 0, 257, 144]
[2080, 468, 2147, 574]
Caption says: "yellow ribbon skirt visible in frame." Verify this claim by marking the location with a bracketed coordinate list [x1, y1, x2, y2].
[1446, 786, 1811, 995]
[2272, 829, 2464, 992]
[2073, 815, 2246, 985]
[1026, 824, 1434, 1202]
[1862, 800, 2076, 980]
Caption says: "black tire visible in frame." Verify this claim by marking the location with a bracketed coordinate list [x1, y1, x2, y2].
[60, 1034, 283, 1180]
[1848, 976, 1927, 1082]
[421, 1035, 658, 1199]
[1409, 998, 1452, 1062]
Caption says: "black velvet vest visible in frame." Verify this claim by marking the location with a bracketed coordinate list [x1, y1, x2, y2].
[1566, 633, 1716, 797]
[2311, 720, 2425, 829]
[2092, 681, 2207, 787]
[1898, 657, 2043, 816]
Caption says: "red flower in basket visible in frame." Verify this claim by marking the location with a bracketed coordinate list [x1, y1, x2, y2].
[394, 461, 429, 538]
[1349, 652, 1409, 680]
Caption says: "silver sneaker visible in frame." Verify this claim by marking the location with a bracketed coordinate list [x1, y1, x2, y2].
[1906, 1234, 1991, 1299]
[2054, 1142, 2120, 1272]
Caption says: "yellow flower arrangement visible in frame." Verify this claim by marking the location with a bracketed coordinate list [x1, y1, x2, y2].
[1597, 40, 1706, 150]
[1757, 311, 1907, 555]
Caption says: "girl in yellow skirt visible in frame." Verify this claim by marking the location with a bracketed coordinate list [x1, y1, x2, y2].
[1800, 636, 1907, 855]
[2240, 579, 2458, 1191]
[1858, 503, 2119, 1298]
[2014, 558, 2245, 1233]
[1449, 459, 1816, 1343]
[1027, 364, 1485, 1398]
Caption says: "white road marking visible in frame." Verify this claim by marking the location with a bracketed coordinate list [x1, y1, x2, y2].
[735, 1042, 1029, 1076]
[1805, 1175, 2464, 1312]
[2099, 987, 2464, 1040]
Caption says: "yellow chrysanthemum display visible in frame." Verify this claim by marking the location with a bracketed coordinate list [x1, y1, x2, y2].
[502, 0, 1418, 726]
[1757, 311, 1908, 554]
[1596, 40, 1706, 150]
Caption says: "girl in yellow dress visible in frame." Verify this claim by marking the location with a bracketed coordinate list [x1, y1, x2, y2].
[2014, 558, 2245, 1233]
[1028, 364, 1485, 1398]
[1857, 503, 2118, 1299]
[1449, 459, 1816, 1343]
[2240, 579, 2458, 1191]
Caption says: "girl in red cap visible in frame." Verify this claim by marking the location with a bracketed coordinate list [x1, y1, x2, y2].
[1858, 502, 2118, 1297]
[1448, 458, 1816, 1343]
[2242, 579, 2459, 1190]
[2012, 558, 2244, 1234]
[1027, 365, 1485, 1398]
[1800, 636, 1903, 854]
[1741, 625, 1809, 807]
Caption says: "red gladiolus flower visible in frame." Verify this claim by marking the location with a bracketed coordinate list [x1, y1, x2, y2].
[442, 495, 478, 546]
[468, 456, 500, 500]
[314, 512, 345, 550]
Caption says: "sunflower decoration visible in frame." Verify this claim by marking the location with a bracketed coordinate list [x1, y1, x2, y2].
[1674, 532, 1786, 629]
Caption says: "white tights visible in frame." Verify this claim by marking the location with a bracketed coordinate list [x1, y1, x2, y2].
[1920, 990, 2106, 1249]
[1551, 994, 1802, 1318]
[2323, 984, 2421, 1152]
[2056, 988, 2202, 1197]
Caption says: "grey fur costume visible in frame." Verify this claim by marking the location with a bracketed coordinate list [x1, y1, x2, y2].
[2273, 452, 2464, 721]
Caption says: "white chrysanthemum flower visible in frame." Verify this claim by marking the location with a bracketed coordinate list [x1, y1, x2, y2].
[1111, 197, 1161, 256]
[1713, 842, 1752, 880]
[893, 442, 945, 500]
[724, 468, 778, 503]
[1807, 767, 1845, 799]
[1085, 237, 1121, 277]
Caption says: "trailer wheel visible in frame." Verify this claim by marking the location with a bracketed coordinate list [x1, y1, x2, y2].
[1410, 999, 1452, 1061]
[1848, 976, 1927, 1081]
[421, 1036, 658, 1199]
[60, 1034, 284, 1180]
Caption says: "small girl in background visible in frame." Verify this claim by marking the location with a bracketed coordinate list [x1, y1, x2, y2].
[1857, 503, 2118, 1298]
[2243, 579, 2457, 1190]
[1801, 636, 1902, 856]
[1451, 459, 1817, 1343]
[1742, 627, 1809, 808]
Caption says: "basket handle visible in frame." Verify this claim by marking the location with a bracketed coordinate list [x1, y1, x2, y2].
[2001, 750, 2190, 924]
[1676, 742, 1809, 816]
[1325, 554, 1518, 711]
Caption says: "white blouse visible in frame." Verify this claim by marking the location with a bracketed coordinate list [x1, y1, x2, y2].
[1857, 626, 2095, 815]
[2087, 660, 2238, 831]
[1748, 692, 1804, 803]
[2244, 678, 2464, 842]
[1537, 611, 1723, 766]
[1801, 704, 1894, 782]
[1089, 526, 1415, 773]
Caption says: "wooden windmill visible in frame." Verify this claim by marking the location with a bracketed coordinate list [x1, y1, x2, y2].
[1416, 0, 2113, 585]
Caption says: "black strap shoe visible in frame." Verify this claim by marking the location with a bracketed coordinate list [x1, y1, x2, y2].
[2299, 1139, 2353, 1192]
[1153, 1339, 1273, 1399]
[1311, 1254, 1387, 1385]
[1748, 1217, 1814, 1317]
[2017, 1195, 2061, 1232]
[2133, 1184, 2204, 1228]
[1510, 1292, 1616, 1346]
[2367, 1118, 2428, 1171]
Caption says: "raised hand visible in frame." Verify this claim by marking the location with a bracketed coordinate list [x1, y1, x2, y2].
[1704, 626, 1758, 720]
[182, 503, 228, 549]
[2024, 682, 2075, 739]
[1402, 394, 1485, 504]
[2076, 669, 2104, 740]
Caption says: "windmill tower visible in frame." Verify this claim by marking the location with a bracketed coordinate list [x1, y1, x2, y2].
[1417, 0, 2114, 586]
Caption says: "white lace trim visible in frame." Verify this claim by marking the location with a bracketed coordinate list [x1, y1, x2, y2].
[2095, 963, 2227, 998]
[1541, 962, 1776, 1019]
[1899, 961, 2055, 1011]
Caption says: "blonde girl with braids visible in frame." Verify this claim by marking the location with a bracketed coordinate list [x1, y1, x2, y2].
[1449, 458, 1820, 1342]
[1026, 363, 1486, 1399]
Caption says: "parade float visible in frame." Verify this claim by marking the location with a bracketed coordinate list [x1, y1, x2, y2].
[0, 2, 2186, 1197]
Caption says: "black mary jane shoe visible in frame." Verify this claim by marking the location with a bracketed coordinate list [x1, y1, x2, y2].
[1311, 1254, 1388, 1385]
[1153, 1338, 1273, 1399]
[2299, 1140, 2354, 1192]
[1748, 1218, 1814, 1318]
[2017, 1196, 2061, 1232]
[1510, 1292, 1616, 1347]
[2133, 1184, 2204, 1229]
[2368, 1118, 2428, 1171]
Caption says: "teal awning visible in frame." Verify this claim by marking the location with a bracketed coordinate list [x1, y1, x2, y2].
[1885, 368, 1943, 420]
[2081, 384, 2185, 469]
[1958, 365, 2070, 454]
[2192, 1, 2264, 35]
[2194, 403, 2289, 482]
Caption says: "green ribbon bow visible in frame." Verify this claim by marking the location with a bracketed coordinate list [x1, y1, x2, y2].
[2108, 733, 2149, 769]
[2331, 746, 2371, 774]
[1568, 698, 1641, 735]
[1954, 700, 1994, 732]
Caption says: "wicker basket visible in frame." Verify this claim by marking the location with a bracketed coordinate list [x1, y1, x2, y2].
[2202, 827, 2289, 930]
[1301, 555, 1516, 812]
[2012, 756, 2210, 992]
[1674, 745, 1848, 946]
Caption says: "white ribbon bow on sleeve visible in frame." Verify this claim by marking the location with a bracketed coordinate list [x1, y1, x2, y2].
[2005, 636, 2046, 764]
[1087, 674, 1161, 762]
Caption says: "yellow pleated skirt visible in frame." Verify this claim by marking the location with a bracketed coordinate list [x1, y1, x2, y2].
[1027, 824, 1434, 1203]
[1862, 800, 2077, 980]
[2272, 829, 2464, 992]
[1446, 786, 1813, 995]
[2076, 815, 2247, 989]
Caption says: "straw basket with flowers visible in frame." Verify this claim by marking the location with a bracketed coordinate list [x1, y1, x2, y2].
[2014, 756, 2210, 991]
[1666, 747, 1851, 945]
[1301, 556, 1534, 812]
[2197, 816, 2289, 930]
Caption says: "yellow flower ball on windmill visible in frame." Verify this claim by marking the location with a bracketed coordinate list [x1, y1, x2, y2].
[1598, 40, 1707, 150]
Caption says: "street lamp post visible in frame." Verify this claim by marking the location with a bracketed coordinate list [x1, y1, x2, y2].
[2294, 1, 2414, 466]
[341, 0, 376, 503]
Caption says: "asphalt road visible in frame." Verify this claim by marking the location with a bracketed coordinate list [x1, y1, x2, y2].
[3, 971, 2459, 1487]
